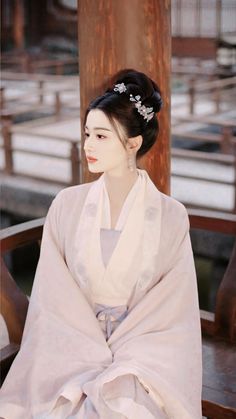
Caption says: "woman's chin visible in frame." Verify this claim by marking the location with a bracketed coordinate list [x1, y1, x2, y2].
[87, 165, 104, 173]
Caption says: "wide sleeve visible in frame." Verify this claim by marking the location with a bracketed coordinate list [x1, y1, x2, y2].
[0, 192, 112, 419]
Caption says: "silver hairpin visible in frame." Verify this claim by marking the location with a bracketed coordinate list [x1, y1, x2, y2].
[113, 83, 154, 122]
[114, 83, 127, 93]
[129, 94, 154, 122]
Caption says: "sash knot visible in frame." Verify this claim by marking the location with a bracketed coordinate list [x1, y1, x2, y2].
[94, 304, 128, 339]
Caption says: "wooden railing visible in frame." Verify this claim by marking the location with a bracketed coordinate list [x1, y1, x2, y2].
[1, 71, 78, 83]
[172, 74, 236, 115]
[172, 117, 236, 154]
[188, 76, 236, 114]
[0, 115, 81, 186]
[171, 148, 236, 213]
[182, 77, 236, 115]
[1, 116, 235, 205]
[171, 104, 236, 214]
[0, 72, 79, 115]
[1, 55, 78, 75]
[172, 62, 233, 78]
[0, 73, 81, 185]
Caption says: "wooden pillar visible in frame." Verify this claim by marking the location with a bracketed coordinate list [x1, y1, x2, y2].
[78, 0, 171, 194]
[13, 0, 24, 50]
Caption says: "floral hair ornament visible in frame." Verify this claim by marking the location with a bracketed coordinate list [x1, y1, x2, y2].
[113, 83, 154, 122]
[129, 94, 154, 122]
[114, 83, 127, 93]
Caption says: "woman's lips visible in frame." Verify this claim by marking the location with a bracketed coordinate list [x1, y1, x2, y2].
[87, 156, 98, 163]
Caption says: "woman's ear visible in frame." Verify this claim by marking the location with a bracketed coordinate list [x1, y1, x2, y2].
[126, 135, 143, 153]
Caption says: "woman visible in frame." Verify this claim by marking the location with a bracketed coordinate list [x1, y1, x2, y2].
[0, 69, 202, 418]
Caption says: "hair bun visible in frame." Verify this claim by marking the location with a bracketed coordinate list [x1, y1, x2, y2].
[150, 90, 163, 113]
[86, 68, 162, 158]
[108, 68, 163, 116]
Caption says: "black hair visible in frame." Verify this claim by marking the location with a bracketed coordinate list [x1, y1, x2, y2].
[84, 69, 163, 158]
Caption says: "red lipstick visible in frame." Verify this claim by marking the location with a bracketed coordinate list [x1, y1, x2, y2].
[87, 156, 98, 162]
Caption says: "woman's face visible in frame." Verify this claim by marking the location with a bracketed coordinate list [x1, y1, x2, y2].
[84, 109, 129, 174]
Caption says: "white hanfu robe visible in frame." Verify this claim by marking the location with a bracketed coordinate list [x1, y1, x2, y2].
[0, 169, 202, 419]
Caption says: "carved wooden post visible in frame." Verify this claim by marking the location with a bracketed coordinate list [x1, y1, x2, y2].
[214, 85, 221, 113]
[38, 80, 44, 104]
[189, 77, 196, 115]
[54, 92, 61, 117]
[221, 126, 232, 155]
[78, 0, 171, 194]
[0, 87, 5, 110]
[2, 113, 13, 175]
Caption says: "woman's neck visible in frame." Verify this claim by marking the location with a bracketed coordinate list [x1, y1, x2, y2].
[104, 168, 139, 207]
[104, 168, 139, 229]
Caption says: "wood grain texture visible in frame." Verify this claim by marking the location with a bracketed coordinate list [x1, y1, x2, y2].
[202, 335, 236, 418]
[78, 0, 171, 193]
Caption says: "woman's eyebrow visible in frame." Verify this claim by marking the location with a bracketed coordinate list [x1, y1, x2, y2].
[85, 126, 112, 132]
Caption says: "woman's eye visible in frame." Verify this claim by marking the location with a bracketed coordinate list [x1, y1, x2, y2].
[84, 132, 106, 140]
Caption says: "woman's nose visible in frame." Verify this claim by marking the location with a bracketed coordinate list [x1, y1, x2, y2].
[84, 136, 94, 151]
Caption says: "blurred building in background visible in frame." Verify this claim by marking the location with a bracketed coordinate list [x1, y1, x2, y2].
[1, 1, 235, 71]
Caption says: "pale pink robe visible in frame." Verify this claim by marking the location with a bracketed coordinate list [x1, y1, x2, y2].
[0, 169, 202, 419]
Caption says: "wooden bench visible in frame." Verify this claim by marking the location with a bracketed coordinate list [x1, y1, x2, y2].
[0, 218, 43, 381]
[0, 211, 236, 418]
